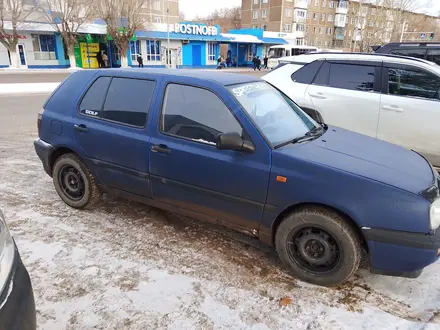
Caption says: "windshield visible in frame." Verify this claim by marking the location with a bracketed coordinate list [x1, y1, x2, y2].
[229, 82, 319, 147]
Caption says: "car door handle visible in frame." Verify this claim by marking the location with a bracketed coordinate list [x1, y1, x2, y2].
[74, 124, 88, 132]
[309, 92, 327, 99]
[151, 144, 171, 154]
[382, 105, 403, 113]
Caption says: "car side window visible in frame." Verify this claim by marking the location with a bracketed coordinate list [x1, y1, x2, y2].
[328, 63, 375, 92]
[291, 60, 323, 84]
[102, 78, 155, 127]
[387, 67, 440, 100]
[390, 48, 426, 59]
[312, 61, 330, 85]
[79, 77, 111, 116]
[427, 49, 440, 65]
[161, 84, 243, 145]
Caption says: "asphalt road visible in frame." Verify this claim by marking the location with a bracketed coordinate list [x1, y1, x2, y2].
[0, 69, 267, 84]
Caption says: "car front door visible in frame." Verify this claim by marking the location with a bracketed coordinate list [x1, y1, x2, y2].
[377, 64, 440, 167]
[73, 76, 157, 198]
[305, 61, 382, 138]
[148, 81, 271, 231]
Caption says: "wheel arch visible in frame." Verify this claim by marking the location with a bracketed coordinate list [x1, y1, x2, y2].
[270, 202, 368, 251]
[49, 147, 79, 175]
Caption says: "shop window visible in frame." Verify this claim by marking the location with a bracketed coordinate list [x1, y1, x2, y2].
[146, 40, 161, 61]
[31, 34, 56, 60]
[130, 40, 140, 62]
[246, 45, 253, 62]
[207, 43, 217, 62]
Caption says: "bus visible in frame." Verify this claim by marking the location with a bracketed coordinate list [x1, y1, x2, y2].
[267, 45, 320, 69]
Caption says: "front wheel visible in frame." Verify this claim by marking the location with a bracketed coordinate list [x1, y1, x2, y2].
[52, 153, 101, 209]
[275, 206, 361, 286]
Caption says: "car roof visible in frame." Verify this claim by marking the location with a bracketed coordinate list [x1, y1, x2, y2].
[83, 68, 260, 86]
[277, 52, 438, 67]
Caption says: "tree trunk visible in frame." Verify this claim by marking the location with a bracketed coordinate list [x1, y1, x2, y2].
[121, 55, 129, 68]
[66, 42, 77, 69]
[8, 47, 19, 68]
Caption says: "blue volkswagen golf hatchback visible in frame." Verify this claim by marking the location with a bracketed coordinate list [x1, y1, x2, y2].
[34, 69, 440, 286]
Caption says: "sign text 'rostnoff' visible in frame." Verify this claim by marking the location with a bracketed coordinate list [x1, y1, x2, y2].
[170, 24, 218, 36]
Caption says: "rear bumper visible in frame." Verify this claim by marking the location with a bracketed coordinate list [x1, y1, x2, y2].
[34, 139, 53, 177]
[363, 227, 440, 278]
[0, 247, 36, 330]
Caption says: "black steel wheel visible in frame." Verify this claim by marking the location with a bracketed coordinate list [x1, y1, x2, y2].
[275, 206, 361, 286]
[52, 153, 101, 209]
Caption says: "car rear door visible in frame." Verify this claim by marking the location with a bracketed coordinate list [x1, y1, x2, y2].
[305, 60, 382, 138]
[148, 79, 271, 232]
[73, 75, 158, 198]
[377, 63, 440, 166]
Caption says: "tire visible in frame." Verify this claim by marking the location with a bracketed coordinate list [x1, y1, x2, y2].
[275, 206, 361, 286]
[52, 153, 101, 209]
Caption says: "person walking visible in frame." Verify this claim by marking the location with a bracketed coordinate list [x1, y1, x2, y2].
[256, 56, 262, 71]
[137, 54, 144, 68]
[252, 55, 257, 71]
[102, 52, 109, 68]
[96, 51, 104, 68]
[263, 55, 268, 69]
[217, 55, 222, 69]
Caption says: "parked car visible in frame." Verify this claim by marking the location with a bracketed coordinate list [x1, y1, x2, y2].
[0, 210, 36, 330]
[35, 69, 440, 286]
[373, 42, 440, 65]
[263, 52, 440, 169]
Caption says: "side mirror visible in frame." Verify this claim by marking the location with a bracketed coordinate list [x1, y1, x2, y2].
[216, 132, 255, 153]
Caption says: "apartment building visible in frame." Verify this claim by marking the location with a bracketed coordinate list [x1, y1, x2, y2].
[140, 0, 180, 24]
[241, 0, 440, 50]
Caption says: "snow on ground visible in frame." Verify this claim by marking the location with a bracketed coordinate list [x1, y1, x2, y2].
[0, 133, 439, 330]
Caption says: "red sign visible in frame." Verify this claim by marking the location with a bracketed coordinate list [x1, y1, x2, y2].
[0, 34, 27, 39]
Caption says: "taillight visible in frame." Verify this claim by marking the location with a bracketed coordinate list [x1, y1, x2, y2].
[37, 109, 43, 137]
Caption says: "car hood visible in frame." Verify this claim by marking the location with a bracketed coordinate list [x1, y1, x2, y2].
[276, 126, 434, 194]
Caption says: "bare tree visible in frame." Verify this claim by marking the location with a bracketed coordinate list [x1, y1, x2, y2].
[97, 0, 148, 68]
[0, 0, 29, 67]
[39, 0, 95, 69]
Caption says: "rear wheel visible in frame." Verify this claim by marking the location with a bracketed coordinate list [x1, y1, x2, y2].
[52, 153, 101, 209]
[275, 206, 361, 286]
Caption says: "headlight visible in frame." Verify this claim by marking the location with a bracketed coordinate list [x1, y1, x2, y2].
[430, 199, 440, 230]
[0, 210, 15, 295]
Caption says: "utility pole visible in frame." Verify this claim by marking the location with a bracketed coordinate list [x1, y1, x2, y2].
[166, 6, 170, 68]
[400, 22, 407, 42]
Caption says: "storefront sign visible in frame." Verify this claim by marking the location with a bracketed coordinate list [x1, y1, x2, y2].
[0, 34, 27, 39]
[170, 24, 218, 36]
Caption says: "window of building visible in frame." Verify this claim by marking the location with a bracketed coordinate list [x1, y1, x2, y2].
[328, 14, 333, 22]
[146, 40, 161, 61]
[369, 20, 374, 27]
[254, 0, 259, 4]
[246, 45, 254, 61]
[207, 43, 217, 61]
[313, 13, 318, 20]
[285, 8, 292, 17]
[284, 24, 291, 32]
[324, 41, 328, 46]
[130, 40, 141, 62]
[314, 0, 319, 6]
[262, 9, 267, 18]
[154, 0, 161, 10]
[329, 64, 375, 92]
[155, 16, 162, 23]
[161, 84, 243, 145]
[297, 10, 306, 17]
[31, 34, 56, 60]
[351, 17, 354, 24]
[102, 78, 155, 127]
[307, 11, 311, 19]
[349, 30, 352, 37]
[313, 26, 317, 33]
[326, 28, 333, 34]
[388, 68, 440, 100]
[329, 1, 335, 8]
[322, 0, 326, 7]
[319, 27, 323, 34]
[321, 13, 325, 21]
[79, 77, 112, 115]
[262, 0, 268, 3]
[296, 24, 305, 31]
[253, 11, 258, 19]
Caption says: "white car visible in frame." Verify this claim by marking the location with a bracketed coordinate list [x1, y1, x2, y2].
[263, 52, 440, 169]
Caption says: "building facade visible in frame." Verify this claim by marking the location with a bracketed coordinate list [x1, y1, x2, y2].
[140, 0, 180, 24]
[241, 0, 440, 51]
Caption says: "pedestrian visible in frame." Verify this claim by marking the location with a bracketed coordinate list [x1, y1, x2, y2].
[96, 51, 104, 68]
[252, 55, 257, 71]
[102, 52, 109, 68]
[217, 55, 222, 70]
[263, 55, 268, 69]
[256, 56, 261, 71]
[137, 54, 144, 68]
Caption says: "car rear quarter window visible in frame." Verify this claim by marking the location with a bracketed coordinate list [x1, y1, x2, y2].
[389, 48, 426, 59]
[102, 78, 155, 127]
[312, 61, 330, 85]
[160, 84, 242, 145]
[291, 60, 323, 84]
[328, 63, 375, 92]
[79, 77, 111, 116]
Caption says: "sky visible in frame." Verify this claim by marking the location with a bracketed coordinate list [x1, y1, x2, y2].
[180, 0, 440, 19]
